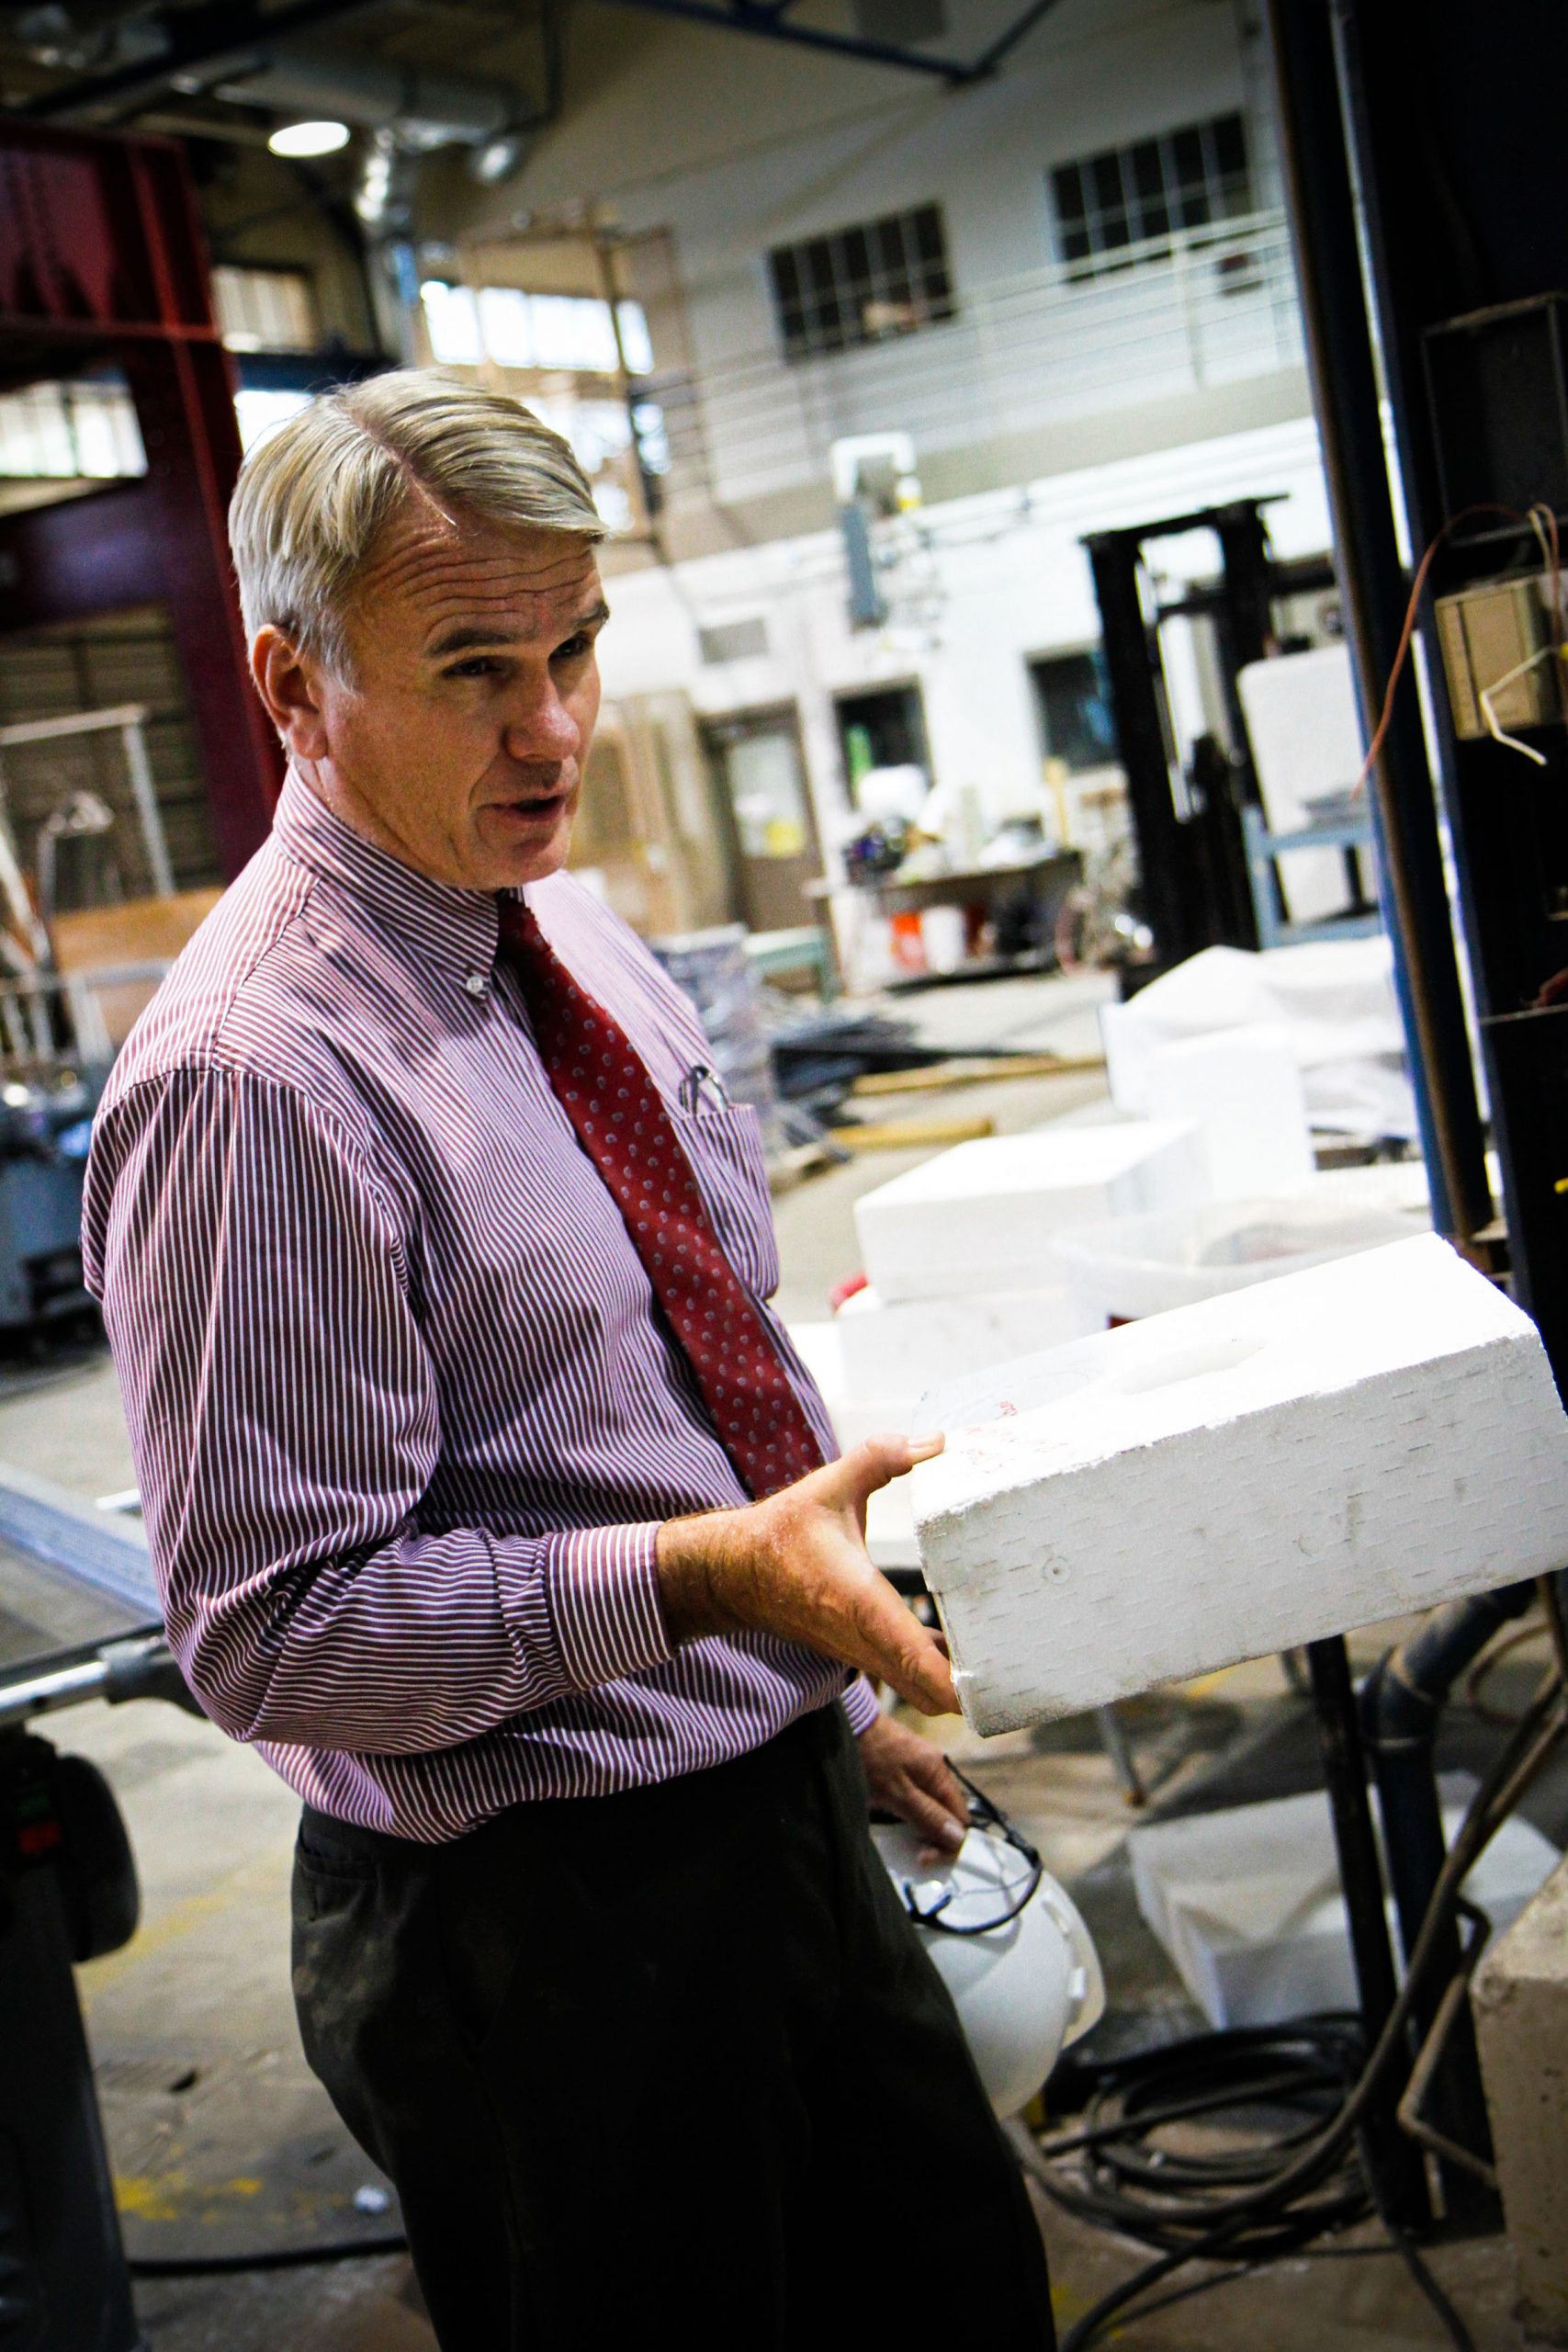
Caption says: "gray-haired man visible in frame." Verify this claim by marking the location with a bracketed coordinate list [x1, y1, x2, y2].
[84, 370, 1055, 2347]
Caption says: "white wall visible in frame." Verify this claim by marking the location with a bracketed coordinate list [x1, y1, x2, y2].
[596, 409, 1333, 928]
[435, 2, 1298, 514]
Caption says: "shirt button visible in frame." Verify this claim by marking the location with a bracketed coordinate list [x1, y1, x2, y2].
[464, 969, 489, 998]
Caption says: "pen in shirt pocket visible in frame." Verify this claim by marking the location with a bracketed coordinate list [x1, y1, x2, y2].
[678, 1063, 731, 1114]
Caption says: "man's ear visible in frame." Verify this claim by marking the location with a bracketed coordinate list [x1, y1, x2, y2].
[251, 627, 333, 762]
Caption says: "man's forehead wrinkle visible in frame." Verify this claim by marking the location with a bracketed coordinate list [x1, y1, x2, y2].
[352, 519, 601, 654]
[357, 500, 596, 601]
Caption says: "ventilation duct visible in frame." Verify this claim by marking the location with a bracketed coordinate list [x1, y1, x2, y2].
[212, 42, 526, 153]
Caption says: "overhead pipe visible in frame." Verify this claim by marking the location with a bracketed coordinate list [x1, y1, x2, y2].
[213, 43, 525, 152]
[15, 0, 389, 119]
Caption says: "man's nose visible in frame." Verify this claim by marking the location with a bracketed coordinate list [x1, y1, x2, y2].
[500, 681, 580, 765]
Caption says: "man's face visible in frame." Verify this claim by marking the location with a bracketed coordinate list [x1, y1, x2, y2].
[258, 503, 608, 893]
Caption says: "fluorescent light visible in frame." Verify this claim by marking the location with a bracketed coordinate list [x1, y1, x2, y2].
[268, 119, 351, 158]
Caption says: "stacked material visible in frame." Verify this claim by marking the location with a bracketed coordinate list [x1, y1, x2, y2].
[1101, 937, 1415, 1140]
[907, 1236, 1568, 1736]
[1143, 1023, 1314, 1200]
[652, 924, 778, 1130]
[852, 1123, 1207, 1302]
[799, 1122, 1204, 1453]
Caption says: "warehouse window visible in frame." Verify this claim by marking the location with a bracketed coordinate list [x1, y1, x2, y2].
[1049, 114, 1253, 277]
[1029, 650, 1119, 773]
[0, 375, 144, 479]
[211, 265, 319, 353]
[420, 282, 655, 376]
[767, 204, 954, 362]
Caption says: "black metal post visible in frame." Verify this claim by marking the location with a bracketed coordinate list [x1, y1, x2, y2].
[1305, 1635, 1430, 2227]
[1261, 0, 1493, 1246]
[1084, 527, 1199, 971]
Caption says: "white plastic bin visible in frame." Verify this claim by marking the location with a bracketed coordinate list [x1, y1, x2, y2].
[1052, 1162, 1430, 1324]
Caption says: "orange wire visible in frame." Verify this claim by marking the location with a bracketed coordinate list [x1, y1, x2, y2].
[1350, 502, 1536, 797]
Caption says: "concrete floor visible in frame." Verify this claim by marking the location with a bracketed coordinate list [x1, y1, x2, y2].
[3, 966, 1558, 2348]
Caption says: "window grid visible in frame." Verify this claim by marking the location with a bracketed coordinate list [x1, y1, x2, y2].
[767, 203, 954, 363]
[1050, 114, 1253, 278]
[211, 265, 318, 354]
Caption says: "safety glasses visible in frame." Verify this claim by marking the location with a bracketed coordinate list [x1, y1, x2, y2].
[896, 1767, 1045, 1938]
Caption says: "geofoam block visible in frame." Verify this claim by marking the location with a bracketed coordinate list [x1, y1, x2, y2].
[853, 1121, 1207, 1303]
[908, 1234, 1568, 1736]
[835, 1282, 1101, 1400]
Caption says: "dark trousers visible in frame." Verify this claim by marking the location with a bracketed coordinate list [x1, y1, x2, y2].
[291, 1704, 1055, 2348]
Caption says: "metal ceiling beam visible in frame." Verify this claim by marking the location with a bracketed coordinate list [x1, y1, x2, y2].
[12, 0, 391, 121]
[601, 0, 1065, 84]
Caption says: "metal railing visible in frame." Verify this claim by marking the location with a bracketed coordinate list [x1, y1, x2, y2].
[651, 208, 1303, 512]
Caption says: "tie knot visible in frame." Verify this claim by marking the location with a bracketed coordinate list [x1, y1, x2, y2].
[496, 897, 549, 967]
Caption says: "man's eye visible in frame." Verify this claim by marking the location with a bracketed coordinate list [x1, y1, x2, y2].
[553, 634, 591, 663]
[446, 657, 504, 679]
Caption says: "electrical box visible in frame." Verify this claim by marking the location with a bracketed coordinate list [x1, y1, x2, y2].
[1433, 572, 1566, 741]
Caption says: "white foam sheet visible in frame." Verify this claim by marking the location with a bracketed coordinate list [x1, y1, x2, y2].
[1144, 1023, 1314, 1201]
[835, 1282, 1100, 1396]
[907, 1235, 1568, 1736]
[852, 1121, 1207, 1303]
[1100, 939, 1414, 1137]
[1237, 645, 1365, 926]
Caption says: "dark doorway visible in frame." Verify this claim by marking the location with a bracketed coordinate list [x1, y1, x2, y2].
[833, 681, 931, 803]
[1028, 648, 1120, 773]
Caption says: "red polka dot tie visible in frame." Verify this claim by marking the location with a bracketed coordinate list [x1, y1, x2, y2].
[497, 900, 826, 1500]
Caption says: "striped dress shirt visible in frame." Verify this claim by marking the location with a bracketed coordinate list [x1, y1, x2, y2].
[82, 768, 876, 1840]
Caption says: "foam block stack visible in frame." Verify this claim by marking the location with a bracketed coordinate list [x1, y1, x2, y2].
[835, 1283, 1099, 1398]
[852, 1121, 1206, 1303]
[908, 1236, 1568, 1736]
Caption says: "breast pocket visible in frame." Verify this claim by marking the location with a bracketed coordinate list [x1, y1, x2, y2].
[670, 1102, 781, 1302]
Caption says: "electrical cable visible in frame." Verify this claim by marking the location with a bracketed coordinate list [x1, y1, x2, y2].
[128, 2232, 408, 2279]
[1027, 1668, 1567, 2351]
[1463, 1611, 1549, 1726]
[1349, 502, 1541, 798]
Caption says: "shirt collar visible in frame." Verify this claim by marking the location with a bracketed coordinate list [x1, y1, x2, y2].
[271, 765, 502, 987]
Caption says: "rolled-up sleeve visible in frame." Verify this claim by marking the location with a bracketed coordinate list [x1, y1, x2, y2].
[85, 1066, 673, 1751]
[840, 1674, 882, 1735]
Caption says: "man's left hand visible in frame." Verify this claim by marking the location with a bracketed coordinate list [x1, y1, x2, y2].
[857, 1712, 969, 1862]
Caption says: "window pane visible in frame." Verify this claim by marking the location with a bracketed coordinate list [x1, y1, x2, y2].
[1090, 153, 1124, 213]
[1212, 113, 1247, 179]
[840, 225, 873, 294]
[1034, 650, 1119, 772]
[1131, 191, 1170, 243]
[912, 205, 946, 265]
[478, 285, 534, 367]
[1053, 164, 1086, 230]
[421, 280, 482, 365]
[615, 300, 654, 376]
[1130, 141, 1166, 203]
[766, 204, 948, 356]
[1169, 127, 1207, 197]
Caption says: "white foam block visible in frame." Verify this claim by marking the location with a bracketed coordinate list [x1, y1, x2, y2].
[854, 1121, 1207, 1303]
[1145, 1024, 1315, 1201]
[836, 1282, 1100, 1398]
[908, 1235, 1568, 1736]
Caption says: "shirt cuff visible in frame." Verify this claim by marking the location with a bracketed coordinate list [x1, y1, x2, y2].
[840, 1672, 883, 1736]
[542, 1521, 672, 1692]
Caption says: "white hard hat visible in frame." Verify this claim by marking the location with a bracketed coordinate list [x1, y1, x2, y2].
[872, 1779, 1105, 2119]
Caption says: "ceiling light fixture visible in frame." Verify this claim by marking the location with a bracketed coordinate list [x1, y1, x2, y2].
[267, 119, 351, 158]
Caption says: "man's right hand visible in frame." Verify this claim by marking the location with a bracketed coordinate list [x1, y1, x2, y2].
[656, 1435, 957, 1717]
